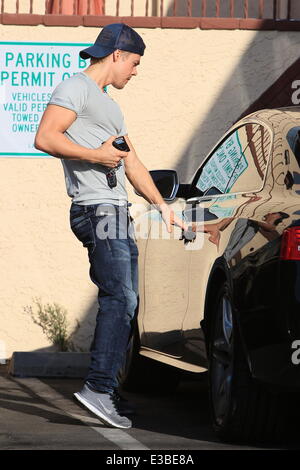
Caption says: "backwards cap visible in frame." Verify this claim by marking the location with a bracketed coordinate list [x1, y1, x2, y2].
[80, 23, 146, 59]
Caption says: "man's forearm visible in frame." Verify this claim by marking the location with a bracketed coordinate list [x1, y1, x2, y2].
[35, 130, 101, 163]
[125, 160, 167, 210]
[125, 151, 187, 232]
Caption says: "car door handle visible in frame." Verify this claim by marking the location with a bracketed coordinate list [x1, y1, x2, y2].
[186, 197, 202, 204]
[186, 196, 214, 204]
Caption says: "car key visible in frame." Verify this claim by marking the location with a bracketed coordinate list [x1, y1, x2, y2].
[106, 136, 130, 189]
[106, 169, 118, 188]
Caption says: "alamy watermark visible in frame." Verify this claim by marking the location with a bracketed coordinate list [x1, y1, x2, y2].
[291, 81, 300, 105]
[94, 202, 207, 251]
[291, 340, 300, 365]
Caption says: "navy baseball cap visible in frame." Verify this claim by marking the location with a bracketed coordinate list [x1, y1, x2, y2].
[80, 23, 146, 60]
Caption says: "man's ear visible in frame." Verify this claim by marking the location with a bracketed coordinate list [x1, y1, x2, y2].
[112, 49, 122, 62]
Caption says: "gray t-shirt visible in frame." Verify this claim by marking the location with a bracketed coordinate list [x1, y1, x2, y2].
[49, 72, 128, 205]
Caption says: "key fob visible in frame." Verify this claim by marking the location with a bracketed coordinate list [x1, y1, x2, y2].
[112, 136, 130, 152]
[104, 137, 128, 189]
[106, 170, 117, 188]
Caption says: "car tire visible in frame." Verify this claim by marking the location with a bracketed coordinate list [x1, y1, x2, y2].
[208, 281, 287, 444]
[119, 319, 182, 394]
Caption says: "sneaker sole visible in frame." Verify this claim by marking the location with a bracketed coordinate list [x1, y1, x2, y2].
[73, 392, 132, 429]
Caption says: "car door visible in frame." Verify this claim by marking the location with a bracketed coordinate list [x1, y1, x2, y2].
[141, 197, 191, 357]
[179, 122, 273, 366]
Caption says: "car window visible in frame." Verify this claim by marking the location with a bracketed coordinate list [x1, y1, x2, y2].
[193, 124, 271, 195]
[286, 126, 300, 168]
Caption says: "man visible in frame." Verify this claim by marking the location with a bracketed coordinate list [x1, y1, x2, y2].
[35, 23, 185, 429]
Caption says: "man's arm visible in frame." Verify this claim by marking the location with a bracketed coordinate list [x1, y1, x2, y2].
[124, 136, 187, 232]
[35, 104, 127, 167]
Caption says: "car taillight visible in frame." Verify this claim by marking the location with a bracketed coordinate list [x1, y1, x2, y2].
[280, 227, 300, 260]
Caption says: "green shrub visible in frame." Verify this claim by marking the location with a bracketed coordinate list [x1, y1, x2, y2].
[24, 298, 79, 351]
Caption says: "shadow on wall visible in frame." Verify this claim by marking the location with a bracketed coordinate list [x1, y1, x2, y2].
[168, 27, 300, 184]
[34, 26, 300, 354]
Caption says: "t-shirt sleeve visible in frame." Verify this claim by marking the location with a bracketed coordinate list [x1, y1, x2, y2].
[49, 77, 87, 114]
[120, 118, 128, 136]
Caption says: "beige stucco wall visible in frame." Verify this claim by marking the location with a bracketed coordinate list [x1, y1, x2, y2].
[1, 23, 300, 358]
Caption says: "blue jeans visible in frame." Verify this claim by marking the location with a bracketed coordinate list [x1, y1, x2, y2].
[70, 202, 139, 393]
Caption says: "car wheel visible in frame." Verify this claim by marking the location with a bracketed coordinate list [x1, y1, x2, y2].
[118, 320, 182, 393]
[208, 282, 287, 444]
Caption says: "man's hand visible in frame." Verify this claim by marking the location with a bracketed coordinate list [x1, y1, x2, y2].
[35, 105, 129, 165]
[159, 204, 188, 233]
[94, 136, 129, 168]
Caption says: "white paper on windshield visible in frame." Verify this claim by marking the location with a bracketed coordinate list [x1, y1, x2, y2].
[196, 130, 248, 193]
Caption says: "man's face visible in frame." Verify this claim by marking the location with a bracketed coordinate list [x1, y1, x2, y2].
[111, 51, 141, 89]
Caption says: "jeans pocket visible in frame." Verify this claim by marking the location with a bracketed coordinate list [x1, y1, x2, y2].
[71, 215, 96, 251]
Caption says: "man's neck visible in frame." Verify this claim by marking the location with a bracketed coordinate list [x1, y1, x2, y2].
[84, 62, 112, 92]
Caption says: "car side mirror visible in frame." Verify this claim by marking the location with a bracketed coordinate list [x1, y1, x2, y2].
[135, 169, 179, 201]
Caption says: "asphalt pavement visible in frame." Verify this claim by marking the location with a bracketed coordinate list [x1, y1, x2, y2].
[0, 364, 298, 452]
